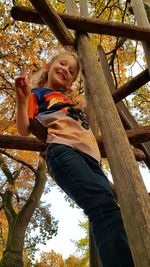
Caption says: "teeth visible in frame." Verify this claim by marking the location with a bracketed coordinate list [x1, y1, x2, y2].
[57, 72, 65, 80]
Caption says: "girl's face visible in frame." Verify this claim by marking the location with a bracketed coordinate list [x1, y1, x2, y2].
[46, 53, 78, 90]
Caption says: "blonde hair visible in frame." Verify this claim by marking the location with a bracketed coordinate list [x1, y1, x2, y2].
[31, 47, 85, 109]
[31, 48, 80, 87]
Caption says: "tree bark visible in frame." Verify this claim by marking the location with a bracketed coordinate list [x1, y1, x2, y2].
[0, 161, 47, 267]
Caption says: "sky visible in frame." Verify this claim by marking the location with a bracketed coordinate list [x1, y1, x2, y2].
[36, 186, 85, 260]
[35, 164, 150, 261]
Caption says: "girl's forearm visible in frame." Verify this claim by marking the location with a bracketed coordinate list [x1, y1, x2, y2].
[16, 99, 30, 136]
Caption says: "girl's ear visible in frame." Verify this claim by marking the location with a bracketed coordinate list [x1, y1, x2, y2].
[45, 63, 51, 71]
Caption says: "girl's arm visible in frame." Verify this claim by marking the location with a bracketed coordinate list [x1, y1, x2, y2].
[15, 68, 32, 136]
[16, 97, 30, 136]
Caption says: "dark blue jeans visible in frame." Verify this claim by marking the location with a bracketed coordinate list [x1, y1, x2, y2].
[46, 143, 134, 267]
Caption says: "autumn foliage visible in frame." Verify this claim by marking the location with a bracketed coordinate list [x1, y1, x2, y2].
[0, 0, 150, 266]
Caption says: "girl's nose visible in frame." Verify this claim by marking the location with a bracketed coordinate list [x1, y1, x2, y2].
[63, 65, 68, 70]
[62, 65, 69, 73]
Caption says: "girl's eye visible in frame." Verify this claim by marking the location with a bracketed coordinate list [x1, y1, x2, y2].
[70, 70, 74, 75]
[60, 62, 65, 66]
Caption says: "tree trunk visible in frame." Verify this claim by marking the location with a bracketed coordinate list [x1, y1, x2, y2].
[0, 254, 23, 267]
[0, 224, 25, 267]
[0, 161, 47, 267]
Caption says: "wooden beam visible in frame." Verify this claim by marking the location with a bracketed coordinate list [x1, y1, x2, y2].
[0, 135, 45, 152]
[97, 126, 150, 149]
[29, 0, 74, 46]
[98, 45, 150, 169]
[1, 126, 150, 152]
[113, 69, 150, 103]
[11, 5, 150, 43]
[76, 32, 150, 267]
[29, 123, 150, 155]
[144, 0, 150, 6]
[96, 45, 150, 265]
[89, 227, 104, 267]
[79, 0, 89, 17]
[0, 134, 146, 161]
[99, 128, 148, 160]
[125, 126, 150, 145]
[131, 0, 150, 76]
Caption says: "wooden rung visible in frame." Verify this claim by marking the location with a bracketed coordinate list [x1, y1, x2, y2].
[97, 126, 150, 149]
[0, 126, 149, 150]
[98, 45, 150, 170]
[0, 135, 145, 161]
[113, 69, 150, 103]
[0, 126, 149, 160]
[11, 5, 150, 43]
[0, 135, 45, 152]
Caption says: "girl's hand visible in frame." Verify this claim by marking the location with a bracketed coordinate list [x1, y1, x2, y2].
[15, 67, 32, 101]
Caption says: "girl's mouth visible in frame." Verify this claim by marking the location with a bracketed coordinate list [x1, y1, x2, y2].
[57, 72, 66, 81]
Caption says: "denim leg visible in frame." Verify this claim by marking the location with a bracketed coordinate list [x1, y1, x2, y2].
[46, 144, 134, 267]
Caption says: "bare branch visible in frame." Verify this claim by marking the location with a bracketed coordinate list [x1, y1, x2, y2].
[0, 149, 36, 174]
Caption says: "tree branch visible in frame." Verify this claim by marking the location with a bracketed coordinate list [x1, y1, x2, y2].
[0, 149, 36, 174]
[0, 154, 14, 185]
[17, 160, 47, 229]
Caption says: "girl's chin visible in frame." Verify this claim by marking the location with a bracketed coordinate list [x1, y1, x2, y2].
[52, 83, 66, 90]
[55, 76, 66, 86]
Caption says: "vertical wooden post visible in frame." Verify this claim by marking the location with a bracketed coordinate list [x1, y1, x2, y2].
[64, 0, 150, 266]
[65, 1, 102, 266]
[78, 0, 99, 137]
[79, 0, 88, 17]
[79, 1, 102, 266]
[77, 32, 150, 267]
[64, 0, 78, 15]
[131, 0, 150, 75]
[89, 227, 103, 267]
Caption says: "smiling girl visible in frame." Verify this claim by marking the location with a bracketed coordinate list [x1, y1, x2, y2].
[15, 48, 134, 267]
